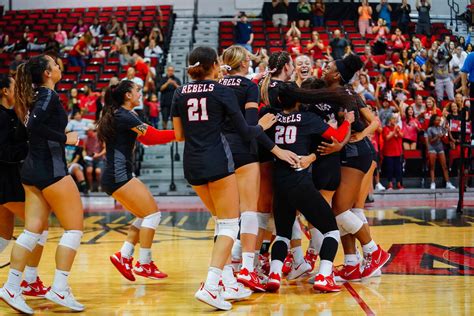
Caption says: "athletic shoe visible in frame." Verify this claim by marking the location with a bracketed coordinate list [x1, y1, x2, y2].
[305, 248, 319, 271]
[387, 182, 393, 190]
[134, 261, 168, 279]
[265, 273, 281, 292]
[110, 252, 136, 281]
[195, 283, 232, 311]
[231, 257, 242, 273]
[236, 268, 265, 292]
[446, 182, 456, 190]
[287, 261, 312, 280]
[0, 286, 33, 314]
[21, 276, 48, 297]
[313, 274, 341, 292]
[430, 182, 436, 190]
[221, 282, 252, 300]
[361, 245, 391, 279]
[396, 183, 404, 190]
[259, 253, 270, 275]
[255, 266, 269, 285]
[333, 264, 362, 282]
[375, 182, 386, 191]
[44, 287, 84, 312]
[282, 253, 293, 275]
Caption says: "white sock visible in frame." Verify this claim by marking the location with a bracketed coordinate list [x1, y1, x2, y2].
[205, 267, 222, 291]
[318, 260, 333, 277]
[52, 269, 69, 292]
[24, 266, 38, 284]
[241, 252, 255, 272]
[270, 260, 283, 276]
[222, 264, 237, 286]
[120, 241, 135, 259]
[0, 237, 10, 253]
[139, 248, 152, 264]
[362, 240, 378, 255]
[344, 254, 359, 266]
[309, 228, 324, 253]
[355, 247, 362, 262]
[292, 246, 304, 265]
[231, 239, 242, 260]
[5, 268, 22, 292]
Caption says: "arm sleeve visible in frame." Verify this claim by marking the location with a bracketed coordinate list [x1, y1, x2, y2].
[244, 83, 260, 125]
[28, 91, 67, 143]
[321, 120, 350, 143]
[137, 126, 175, 145]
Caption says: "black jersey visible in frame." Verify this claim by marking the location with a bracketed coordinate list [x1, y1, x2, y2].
[260, 79, 297, 115]
[172, 80, 264, 181]
[21, 87, 69, 184]
[219, 75, 259, 155]
[272, 111, 329, 190]
[102, 107, 142, 187]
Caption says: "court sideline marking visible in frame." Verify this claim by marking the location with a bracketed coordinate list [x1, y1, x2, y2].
[343, 282, 375, 316]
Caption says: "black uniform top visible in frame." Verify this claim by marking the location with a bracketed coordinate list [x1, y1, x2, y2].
[0, 104, 28, 165]
[219, 75, 260, 155]
[21, 87, 69, 183]
[259, 79, 298, 115]
[272, 111, 329, 190]
[171, 80, 264, 180]
[102, 107, 142, 185]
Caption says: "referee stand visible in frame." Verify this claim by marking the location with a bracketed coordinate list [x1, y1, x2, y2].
[457, 104, 472, 213]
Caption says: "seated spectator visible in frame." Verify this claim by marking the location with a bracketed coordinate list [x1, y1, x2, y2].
[285, 22, 301, 42]
[54, 24, 68, 47]
[144, 39, 163, 59]
[379, 46, 398, 75]
[84, 125, 105, 192]
[9, 53, 23, 76]
[116, 28, 130, 49]
[272, 0, 289, 27]
[397, 0, 411, 33]
[376, 0, 392, 29]
[467, 43, 473, 53]
[288, 36, 303, 59]
[296, 0, 312, 28]
[411, 73, 426, 92]
[375, 73, 388, 93]
[383, 114, 404, 189]
[391, 28, 407, 52]
[421, 97, 442, 130]
[71, 18, 88, 38]
[312, 0, 325, 27]
[129, 34, 144, 56]
[306, 31, 325, 61]
[17, 26, 45, 52]
[66, 110, 89, 140]
[89, 17, 103, 38]
[65, 143, 88, 193]
[254, 48, 269, 66]
[80, 85, 100, 114]
[68, 88, 80, 114]
[409, 60, 427, 84]
[450, 45, 468, 70]
[145, 93, 160, 128]
[149, 24, 164, 47]
[45, 32, 60, 53]
[119, 46, 133, 66]
[329, 29, 350, 60]
[358, 0, 373, 38]
[440, 35, 452, 55]
[372, 18, 390, 55]
[232, 12, 254, 53]
[106, 16, 121, 35]
[413, 94, 427, 117]
[390, 61, 409, 89]
[361, 45, 378, 71]
[402, 105, 422, 149]
[426, 114, 456, 189]
[312, 58, 324, 78]
[68, 33, 92, 69]
[0, 28, 9, 52]
[416, 0, 432, 37]
[130, 57, 149, 83]
[134, 21, 149, 41]
[354, 73, 375, 101]
[93, 43, 106, 58]
[65, 31, 78, 48]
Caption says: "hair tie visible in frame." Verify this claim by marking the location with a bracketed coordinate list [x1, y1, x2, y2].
[188, 61, 200, 69]
[221, 64, 232, 71]
[263, 68, 277, 78]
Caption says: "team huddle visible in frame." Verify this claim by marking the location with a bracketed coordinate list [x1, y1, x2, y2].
[0, 45, 390, 313]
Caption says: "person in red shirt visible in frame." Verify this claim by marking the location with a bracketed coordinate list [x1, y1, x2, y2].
[145, 93, 160, 128]
[383, 113, 404, 189]
[68, 33, 92, 69]
[287, 36, 303, 59]
[306, 31, 325, 61]
[420, 96, 442, 130]
[79, 85, 99, 114]
[131, 57, 149, 82]
[361, 45, 378, 71]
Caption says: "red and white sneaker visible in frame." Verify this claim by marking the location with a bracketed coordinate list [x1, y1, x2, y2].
[110, 252, 135, 281]
[282, 253, 293, 275]
[134, 261, 168, 279]
[195, 283, 232, 311]
[0, 286, 33, 314]
[265, 273, 281, 292]
[21, 277, 48, 297]
[361, 246, 390, 279]
[313, 274, 341, 293]
[231, 257, 242, 273]
[287, 261, 312, 280]
[44, 287, 85, 311]
[259, 253, 270, 275]
[305, 248, 319, 271]
[237, 268, 265, 292]
[333, 264, 362, 282]
[221, 282, 252, 300]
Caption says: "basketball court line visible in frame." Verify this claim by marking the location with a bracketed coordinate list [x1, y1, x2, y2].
[343, 282, 375, 316]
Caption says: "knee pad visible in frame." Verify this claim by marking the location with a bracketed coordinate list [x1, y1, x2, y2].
[58, 230, 83, 251]
[131, 218, 143, 229]
[323, 230, 340, 242]
[141, 212, 161, 230]
[257, 213, 270, 230]
[335, 211, 363, 235]
[273, 236, 290, 247]
[240, 211, 258, 235]
[0, 237, 10, 253]
[291, 218, 302, 240]
[16, 230, 41, 252]
[351, 208, 368, 224]
[217, 218, 239, 241]
[37, 230, 49, 247]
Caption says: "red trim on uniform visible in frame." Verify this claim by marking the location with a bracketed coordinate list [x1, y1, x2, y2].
[321, 120, 350, 143]
[137, 126, 175, 145]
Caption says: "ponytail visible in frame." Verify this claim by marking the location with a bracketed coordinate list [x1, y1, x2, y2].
[15, 63, 34, 123]
[259, 51, 291, 106]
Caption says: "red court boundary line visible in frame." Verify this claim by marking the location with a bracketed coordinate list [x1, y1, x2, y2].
[344, 282, 375, 316]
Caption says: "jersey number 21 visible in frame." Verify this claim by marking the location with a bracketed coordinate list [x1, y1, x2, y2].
[187, 98, 209, 121]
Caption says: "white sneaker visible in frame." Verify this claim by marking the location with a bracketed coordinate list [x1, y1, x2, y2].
[287, 261, 312, 280]
[45, 287, 85, 312]
[430, 182, 436, 190]
[195, 283, 232, 311]
[221, 282, 252, 300]
[375, 182, 386, 191]
[446, 182, 456, 190]
[0, 286, 34, 314]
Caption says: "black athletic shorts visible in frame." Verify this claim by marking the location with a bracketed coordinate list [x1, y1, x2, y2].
[312, 153, 341, 191]
[0, 165, 25, 204]
[102, 178, 131, 196]
[22, 176, 65, 191]
[340, 154, 372, 173]
[187, 172, 234, 186]
[161, 105, 171, 122]
[233, 153, 259, 170]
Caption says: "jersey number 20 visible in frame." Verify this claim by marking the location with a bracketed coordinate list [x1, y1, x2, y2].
[275, 126, 297, 144]
[187, 98, 209, 121]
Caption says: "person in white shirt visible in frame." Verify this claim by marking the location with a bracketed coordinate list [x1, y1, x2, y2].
[121, 67, 145, 120]
[144, 39, 163, 59]
[450, 45, 468, 69]
[66, 111, 89, 140]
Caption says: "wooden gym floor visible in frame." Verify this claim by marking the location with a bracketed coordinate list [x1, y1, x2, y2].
[0, 194, 473, 315]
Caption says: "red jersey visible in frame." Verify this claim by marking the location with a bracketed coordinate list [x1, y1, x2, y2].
[69, 40, 87, 57]
[382, 125, 403, 157]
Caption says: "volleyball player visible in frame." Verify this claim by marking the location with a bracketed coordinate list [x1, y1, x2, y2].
[96, 80, 175, 281]
[0, 55, 84, 314]
[172, 46, 277, 310]
[219, 45, 299, 292]
[0, 74, 49, 299]
[294, 54, 313, 87]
